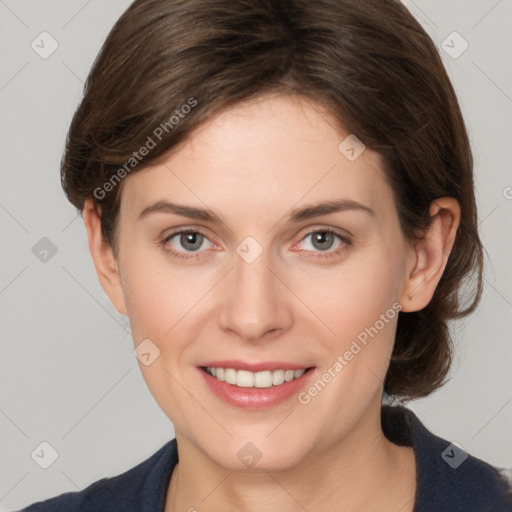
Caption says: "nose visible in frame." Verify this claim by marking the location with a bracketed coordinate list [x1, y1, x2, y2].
[217, 246, 293, 343]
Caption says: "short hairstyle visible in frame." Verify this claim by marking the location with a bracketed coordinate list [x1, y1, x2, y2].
[61, 0, 483, 400]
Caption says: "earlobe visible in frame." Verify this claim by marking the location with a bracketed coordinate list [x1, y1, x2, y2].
[400, 197, 460, 312]
[82, 199, 128, 316]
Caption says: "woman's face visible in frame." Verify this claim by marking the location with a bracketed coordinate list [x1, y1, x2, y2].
[112, 93, 418, 470]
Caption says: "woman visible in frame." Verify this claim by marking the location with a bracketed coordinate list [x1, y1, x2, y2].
[19, 0, 512, 510]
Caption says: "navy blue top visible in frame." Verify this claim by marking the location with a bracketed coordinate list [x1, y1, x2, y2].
[18, 406, 512, 511]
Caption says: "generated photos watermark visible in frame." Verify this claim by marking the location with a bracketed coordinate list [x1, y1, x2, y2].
[298, 301, 402, 405]
[93, 97, 198, 200]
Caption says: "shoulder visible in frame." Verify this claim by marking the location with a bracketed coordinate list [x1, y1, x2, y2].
[382, 405, 512, 512]
[17, 439, 178, 512]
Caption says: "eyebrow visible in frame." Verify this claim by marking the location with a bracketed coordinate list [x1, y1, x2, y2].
[138, 199, 375, 223]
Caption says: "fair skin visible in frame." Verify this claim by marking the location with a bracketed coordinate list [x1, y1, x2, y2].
[83, 93, 460, 511]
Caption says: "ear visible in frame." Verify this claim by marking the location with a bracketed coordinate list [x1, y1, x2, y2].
[399, 197, 461, 312]
[82, 199, 128, 316]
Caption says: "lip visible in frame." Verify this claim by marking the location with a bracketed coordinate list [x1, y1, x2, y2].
[198, 365, 316, 410]
[199, 360, 312, 372]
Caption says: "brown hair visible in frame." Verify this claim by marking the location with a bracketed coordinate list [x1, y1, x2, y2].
[61, 0, 483, 400]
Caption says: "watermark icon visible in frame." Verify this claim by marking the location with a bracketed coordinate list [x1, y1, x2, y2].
[237, 442, 263, 468]
[93, 97, 198, 200]
[236, 236, 264, 264]
[31, 31, 59, 59]
[31, 441, 59, 469]
[441, 441, 468, 469]
[503, 186, 512, 200]
[298, 302, 402, 405]
[338, 134, 365, 161]
[133, 338, 161, 366]
[441, 32, 469, 60]
[32, 237, 58, 263]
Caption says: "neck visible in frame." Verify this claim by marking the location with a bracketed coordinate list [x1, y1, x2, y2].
[165, 400, 416, 512]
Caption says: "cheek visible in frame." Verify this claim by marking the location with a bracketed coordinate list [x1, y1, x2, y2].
[120, 257, 202, 412]
[120, 248, 219, 371]
[123, 265, 193, 341]
[307, 246, 402, 327]
[308, 246, 403, 375]
[119, 243, 170, 334]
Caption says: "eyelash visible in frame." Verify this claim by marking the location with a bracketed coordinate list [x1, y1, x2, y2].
[161, 228, 352, 261]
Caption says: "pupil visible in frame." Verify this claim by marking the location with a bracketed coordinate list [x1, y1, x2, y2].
[182, 232, 202, 251]
[314, 232, 333, 250]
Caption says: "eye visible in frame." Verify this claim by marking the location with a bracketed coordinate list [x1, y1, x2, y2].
[162, 229, 214, 260]
[296, 229, 352, 259]
[161, 227, 352, 261]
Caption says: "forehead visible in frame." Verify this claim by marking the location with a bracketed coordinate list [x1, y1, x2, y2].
[120, 93, 395, 224]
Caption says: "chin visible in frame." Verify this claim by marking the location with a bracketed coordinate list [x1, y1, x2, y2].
[200, 436, 309, 473]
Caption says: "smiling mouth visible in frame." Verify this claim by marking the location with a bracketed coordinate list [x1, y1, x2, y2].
[201, 366, 314, 388]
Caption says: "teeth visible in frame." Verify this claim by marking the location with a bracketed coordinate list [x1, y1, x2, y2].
[205, 367, 306, 388]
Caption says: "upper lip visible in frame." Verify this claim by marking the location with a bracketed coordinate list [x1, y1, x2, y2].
[199, 360, 314, 372]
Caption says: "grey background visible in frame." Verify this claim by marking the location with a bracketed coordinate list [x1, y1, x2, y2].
[1, 1, 511, 510]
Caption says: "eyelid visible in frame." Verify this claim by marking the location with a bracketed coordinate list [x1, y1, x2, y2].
[162, 225, 214, 241]
[162, 227, 217, 249]
[296, 223, 354, 241]
[162, 224, 352, 246]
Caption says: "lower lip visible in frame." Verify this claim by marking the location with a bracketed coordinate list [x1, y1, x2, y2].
[198, 367, 316, 409]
